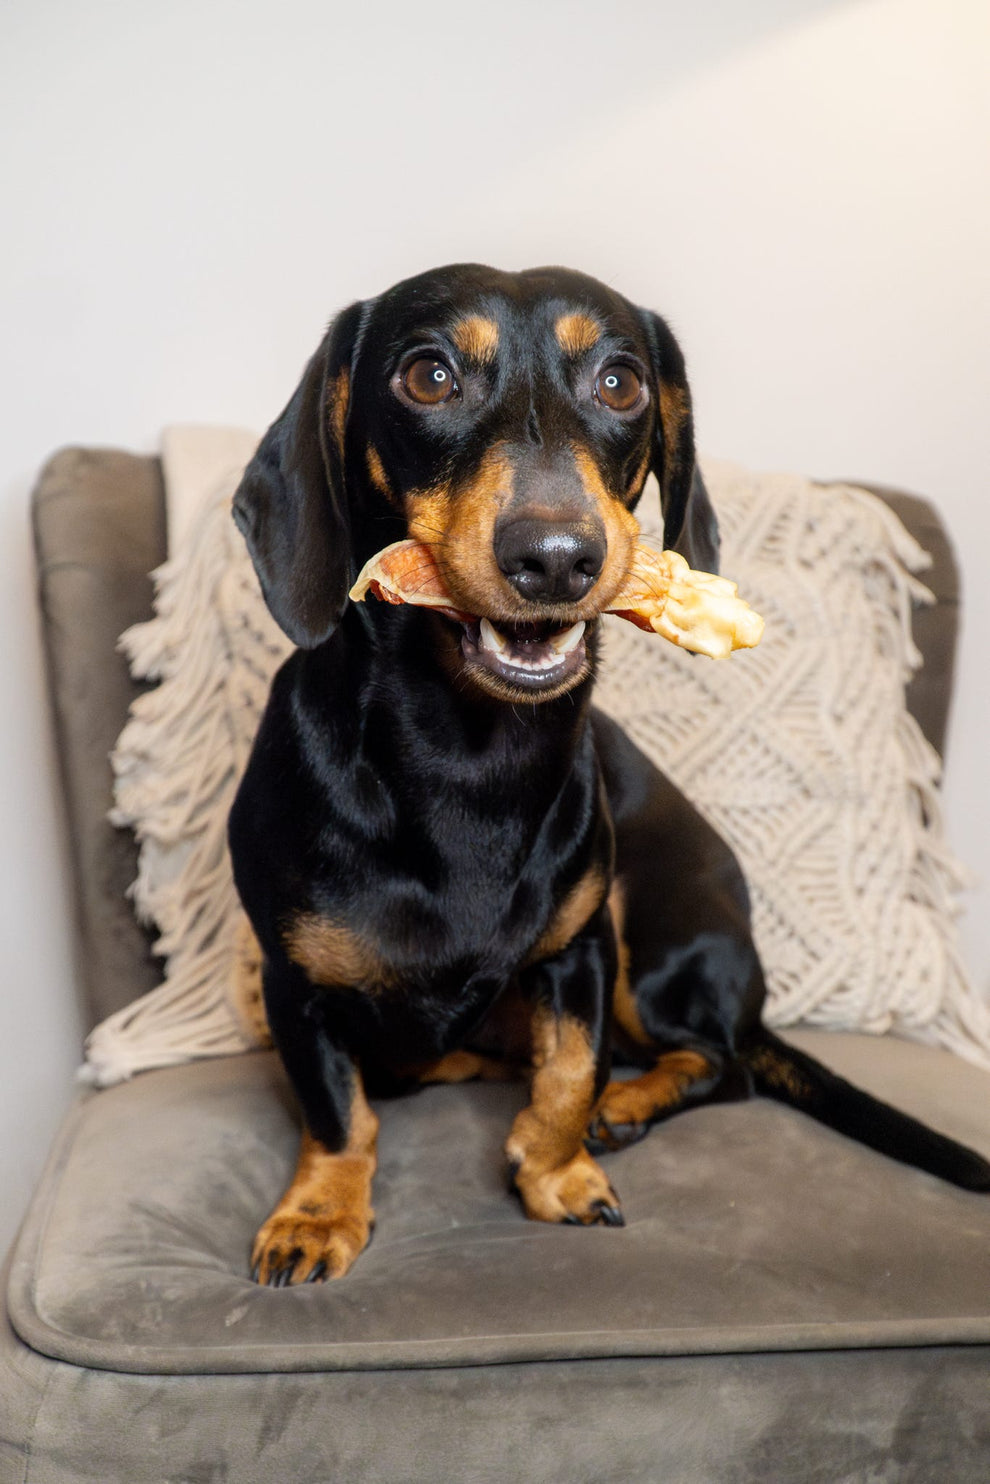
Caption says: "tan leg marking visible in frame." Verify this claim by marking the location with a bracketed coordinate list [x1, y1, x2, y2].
[413, 1049, 519, 1084]
[283, 912, 396, 991]
[590, 1050, 714, 1150]
[228, 914, 272, 1047]
[527, 866, 606, 965]
[252, 1079, 378, 1284]
[607, 880, 649, 1048]
[506, 1006, 622, 1226]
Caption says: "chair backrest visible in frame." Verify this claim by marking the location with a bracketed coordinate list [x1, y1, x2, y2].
[33, 448, 167, 1028]
[31, 451, 959, 1033]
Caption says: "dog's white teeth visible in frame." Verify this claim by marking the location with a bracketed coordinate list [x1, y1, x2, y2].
[549, 621, 586, 655]
[479, 617, 510, 654]
[476, 616, 585, 674]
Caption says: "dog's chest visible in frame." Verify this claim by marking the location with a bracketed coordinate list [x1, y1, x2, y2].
[293, 815, 570, 994]
[262, 664, 606, 999]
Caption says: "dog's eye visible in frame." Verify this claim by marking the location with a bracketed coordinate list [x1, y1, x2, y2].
[401, 357, 458, 406]
[596, 364, 643, 412]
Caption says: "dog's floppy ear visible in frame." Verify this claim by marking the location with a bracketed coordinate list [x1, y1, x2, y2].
[639, 309, 720, 573]
[233, 301, 365, 648]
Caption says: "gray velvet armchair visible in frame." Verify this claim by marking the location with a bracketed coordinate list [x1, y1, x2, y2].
[2, 448, 989, 1483]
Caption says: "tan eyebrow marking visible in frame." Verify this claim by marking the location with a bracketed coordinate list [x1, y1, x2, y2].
[555, 312, 601, 357]
[451, 315, 499, 364]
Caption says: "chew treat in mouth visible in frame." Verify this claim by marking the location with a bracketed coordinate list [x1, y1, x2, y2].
[350, 541, 591, 690]
[350, 539, 764, 663]
[606, 547, 764, 659]
[347, 540, 472, 623]
[350, 540, 765, 661]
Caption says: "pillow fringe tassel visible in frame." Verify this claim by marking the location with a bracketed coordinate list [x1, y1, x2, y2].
[86, 477, 288, 1086]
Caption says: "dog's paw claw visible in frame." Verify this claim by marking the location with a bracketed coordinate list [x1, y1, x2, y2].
[586, 1115, 650, 1153]
[511, 1147, 623, 1227]
[251, 1210, 371, 1285]
[593, 1199, 626, 1227]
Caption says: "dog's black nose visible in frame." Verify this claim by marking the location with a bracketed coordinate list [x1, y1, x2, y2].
[495, 518, 606, 603]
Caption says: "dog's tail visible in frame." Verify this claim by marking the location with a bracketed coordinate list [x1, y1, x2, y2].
[739, 1028, 990, 1192]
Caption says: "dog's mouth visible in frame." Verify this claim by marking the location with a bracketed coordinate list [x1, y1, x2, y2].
[460, 616, 588, 692]
[348, 535, 764, 698]
[348, 539, 593, 696]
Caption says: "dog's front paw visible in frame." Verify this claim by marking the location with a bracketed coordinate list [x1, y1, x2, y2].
[586, 1081, 654, 1152]
[251, 1208, 373, 1286]
[510, 1147, 624, 1227]
[587, 1053, 717, 1152]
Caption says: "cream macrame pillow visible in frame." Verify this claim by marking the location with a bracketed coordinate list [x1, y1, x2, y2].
[87, 439, 990, 1085]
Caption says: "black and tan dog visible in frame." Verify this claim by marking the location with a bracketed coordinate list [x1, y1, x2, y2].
[229, 263, 989, 1285]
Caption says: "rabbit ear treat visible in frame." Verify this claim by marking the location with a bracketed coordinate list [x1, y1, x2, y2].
[349, 540, 450, 608]
[348, 541, 475, 623]
[350, 539, 763, 660]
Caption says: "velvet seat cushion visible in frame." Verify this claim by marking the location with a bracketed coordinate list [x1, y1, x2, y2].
[9, 1029, 990, 1377]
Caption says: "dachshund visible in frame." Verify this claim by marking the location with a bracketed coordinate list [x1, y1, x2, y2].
[229, 263, 990, 1285]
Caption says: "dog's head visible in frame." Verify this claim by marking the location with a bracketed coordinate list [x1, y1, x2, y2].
[234, 263, 718, 702]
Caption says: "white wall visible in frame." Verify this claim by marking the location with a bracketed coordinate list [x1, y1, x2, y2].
[2, 0, 988, 1257]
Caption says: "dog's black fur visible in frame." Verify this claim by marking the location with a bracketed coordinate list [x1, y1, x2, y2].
[229, 264, 989, 1285]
